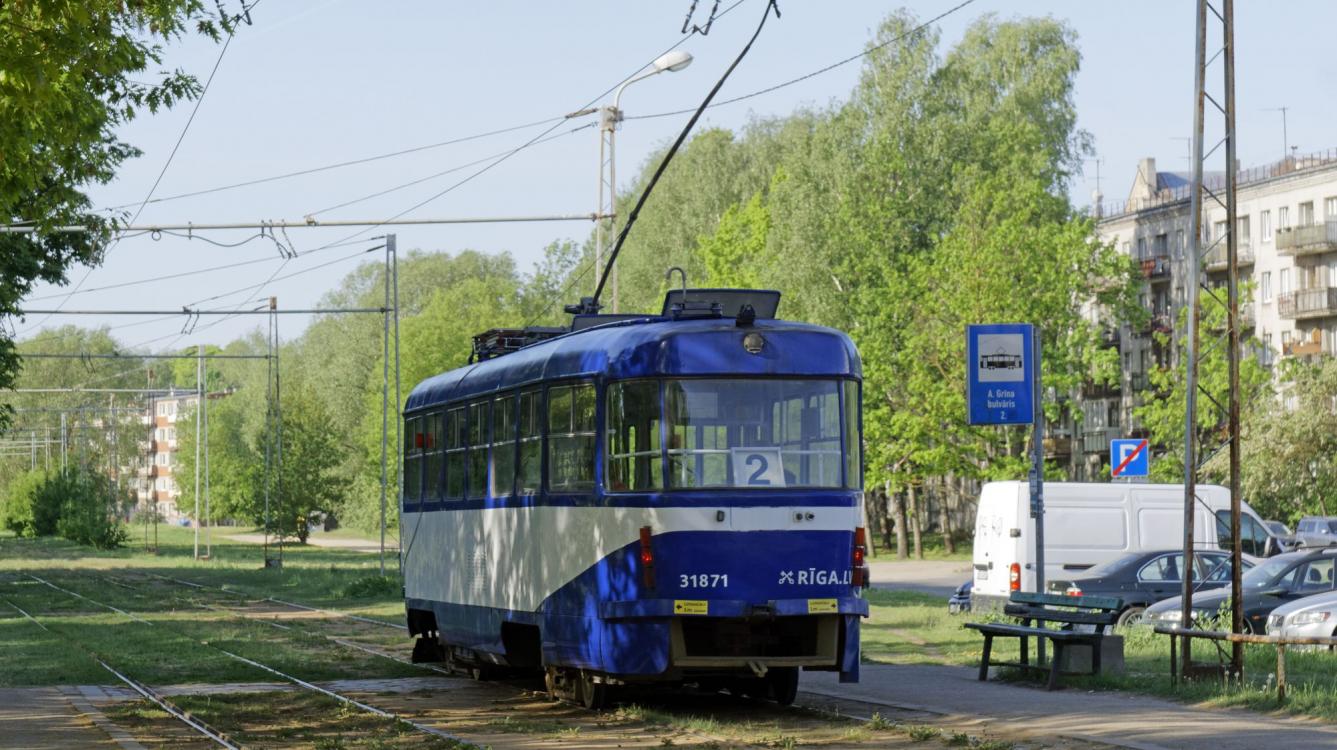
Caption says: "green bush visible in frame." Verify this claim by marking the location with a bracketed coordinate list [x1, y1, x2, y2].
[1, 467, 128, 549]
[2, 469, 57, 537]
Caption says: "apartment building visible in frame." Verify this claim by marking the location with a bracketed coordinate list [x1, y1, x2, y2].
[133, 389, 232, 520]
[1075, 150, 1337, 478]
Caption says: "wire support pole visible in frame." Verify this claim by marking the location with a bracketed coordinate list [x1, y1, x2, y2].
[0, 213, 604, 234]
[391, 235, 403, 574]
[194, 345, 202, 560]
[379, 238, 391, 576]
[1222, 0, 1244, 681]
[1181, 0, 1209, 678]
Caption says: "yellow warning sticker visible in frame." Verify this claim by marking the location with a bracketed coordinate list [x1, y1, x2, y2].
[807, 598, 838, 614]
[673, 600, 709, 615]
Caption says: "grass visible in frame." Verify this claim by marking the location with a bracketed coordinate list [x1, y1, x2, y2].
[0, 526, 417, 687]
[104, 691, 466, 749]
[861, 585, 1337, 723]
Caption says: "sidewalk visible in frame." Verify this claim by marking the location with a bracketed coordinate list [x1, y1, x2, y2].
[225, 532, 397, 553]
[0, 687, 128, 749]
[802, 664, 1337, 749]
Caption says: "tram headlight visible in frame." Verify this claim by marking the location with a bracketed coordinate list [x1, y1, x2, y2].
[742, 332, 765, 354]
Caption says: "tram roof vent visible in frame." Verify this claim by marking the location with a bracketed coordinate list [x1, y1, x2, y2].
[662, 289, 781, 320]
[471, 327, 566, 361]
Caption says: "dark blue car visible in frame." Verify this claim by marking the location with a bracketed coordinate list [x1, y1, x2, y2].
[1046, 549, 1249, 627]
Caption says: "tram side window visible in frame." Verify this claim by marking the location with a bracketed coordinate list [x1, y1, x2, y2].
[843, 380, 862, 489]
[491, 394, 516, 498]
[517, 390, 542, 495]
[424, 411, 443, 501]
[547, 383, 596, 492]
[403, 415, 423, 504]
[445, 407, 466, 500]
[608, 381, 664, 491]
[467, 401, 488, 500]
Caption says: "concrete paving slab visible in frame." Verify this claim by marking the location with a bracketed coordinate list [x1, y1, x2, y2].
[803, 663, 1337, 750]
[0, 687, 124, 749]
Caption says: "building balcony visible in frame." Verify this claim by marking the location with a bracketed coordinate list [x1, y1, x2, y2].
[1283, 329, 1329, 358]
[1081, 380, 1121, 400]
[1141, 311, 1173, 335]
[1203, 241, 1255, 271]
[1081, 428, 1122, 455]
[1044, 436, 1072, 459]
[1140, 255, 1172, 281]
[1277, 222, 1337, 256]
[1279, 287, 1337, 320]
[1099, 327, 1121, 349]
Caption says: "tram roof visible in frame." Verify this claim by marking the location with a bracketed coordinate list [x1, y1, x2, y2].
[404, 316, 860, 412]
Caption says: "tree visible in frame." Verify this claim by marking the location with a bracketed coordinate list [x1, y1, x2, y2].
[1135, 296, 1271, 483]
[0, 1, 228, 425]
[1233, 358, 1337, 523]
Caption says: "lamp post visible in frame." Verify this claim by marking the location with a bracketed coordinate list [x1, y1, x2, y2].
[595, 50, 693, 313]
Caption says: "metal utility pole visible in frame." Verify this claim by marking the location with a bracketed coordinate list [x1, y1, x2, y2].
[592, 50, 694, 312]
[204, 372, 211, 559]
[380, 238, 391, 575]
[391, 235, 403, 571]
[194, 344, 202, 560]
[1183, 0, 1243, 681]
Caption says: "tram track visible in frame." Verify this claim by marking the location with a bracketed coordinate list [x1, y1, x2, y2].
[13, 570, 479, 749]
[3, 597, 240, 749]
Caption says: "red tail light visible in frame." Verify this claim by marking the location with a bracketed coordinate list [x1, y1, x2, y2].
[639, 526, 655, 589]
[1065, 587, 1082, 597]
[1009, 563, 1021, 592]
[852, 527, 869, 588]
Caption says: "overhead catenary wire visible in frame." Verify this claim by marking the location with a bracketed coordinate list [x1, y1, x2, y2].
[589, 0, 782, 309]
[626, 0, 978, 121]
[22, 0, 257, 336]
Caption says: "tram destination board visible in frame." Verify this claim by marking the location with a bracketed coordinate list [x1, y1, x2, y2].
[966, 323, 1035, 426]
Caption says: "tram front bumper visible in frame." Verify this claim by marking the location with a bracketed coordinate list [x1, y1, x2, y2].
[599, 596, 869, 620]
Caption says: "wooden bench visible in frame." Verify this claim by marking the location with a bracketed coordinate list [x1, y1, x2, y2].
[965, 591, 1122, 690]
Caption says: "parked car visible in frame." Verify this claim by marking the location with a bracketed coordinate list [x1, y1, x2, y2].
[1146, 547, 1337, 633]
[948, 580, 972, 615]
[972, 481, 1280, 611]
[1047, 549, 1252, 627]
[1264, 520, 1301, 552]
[1266, 588, 1337, 640]
[1294, 517, 1337, 548]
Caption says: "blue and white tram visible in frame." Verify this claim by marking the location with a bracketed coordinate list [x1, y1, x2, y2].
[400, 290, 868, 707]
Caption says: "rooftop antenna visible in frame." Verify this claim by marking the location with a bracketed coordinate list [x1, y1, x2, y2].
[1170, 136, 1192, 164]
[1263, 106, 1290, 160]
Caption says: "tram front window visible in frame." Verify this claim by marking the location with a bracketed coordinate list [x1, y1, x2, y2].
[663, 379, 849, 489]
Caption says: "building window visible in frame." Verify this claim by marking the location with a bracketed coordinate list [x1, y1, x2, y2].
[156, 453, 169, 467]
[1238, 215, 1250, 243]
[157, 403, 167, 417]
[1327, 197, 1337, 220]
[1279, 206, 1291, 229]
[1122, 241, 1132, 256]
[1262, 333, 1274, 366]
[1136, 237, 1146, 260]
[1214, 220, 1228, 243]
[1261, 210, 1272, 241]
[1176, 229, 1185, 259]
[1261, 272, 1272, 303]
[1153, 234, 1168, 258]
[167, 427, 176, 441]
[1281, 268, 1291, 296]
[1300, 201, 1315, 226]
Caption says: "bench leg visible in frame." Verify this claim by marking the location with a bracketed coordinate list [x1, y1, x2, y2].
[1092, 637, 1102, 676]
[1020, 632, 1029, 666]
[1047, 642, 1063, 691]
[979, 635, 993, 682]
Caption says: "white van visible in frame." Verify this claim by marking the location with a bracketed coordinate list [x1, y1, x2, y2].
[971, 481, 1278, 611]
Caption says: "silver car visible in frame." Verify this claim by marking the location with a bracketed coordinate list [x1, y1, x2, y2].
[1266, 588, 1337, 641]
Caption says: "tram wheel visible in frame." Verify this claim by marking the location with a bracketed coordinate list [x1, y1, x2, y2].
[766, 667, 799, 706]
[544, 668, 561, 701]
[578, 671, 609, 710]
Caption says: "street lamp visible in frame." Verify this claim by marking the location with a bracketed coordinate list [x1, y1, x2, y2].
[595, 50, 693, 312]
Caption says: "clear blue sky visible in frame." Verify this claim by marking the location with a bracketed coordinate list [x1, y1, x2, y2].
[18, 0, 1337, 350]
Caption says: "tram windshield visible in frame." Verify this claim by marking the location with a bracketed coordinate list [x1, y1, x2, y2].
[606, 378, 860, 491]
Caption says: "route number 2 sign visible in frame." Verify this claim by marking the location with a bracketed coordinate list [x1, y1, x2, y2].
[730, 447, 786, 487]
